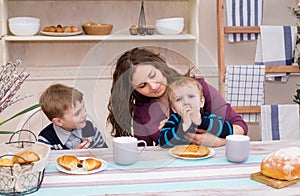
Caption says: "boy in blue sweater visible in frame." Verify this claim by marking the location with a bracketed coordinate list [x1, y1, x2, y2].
[38, 83, 107, 150]
[159, 77, 233, 148]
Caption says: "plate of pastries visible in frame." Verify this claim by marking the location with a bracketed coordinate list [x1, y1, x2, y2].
[168, 144, 215, 160]
[56, 155, 108, 174]
[0, 151, 41, 166]
[40, 25, 82, 36]
[251, 147, 300, 189]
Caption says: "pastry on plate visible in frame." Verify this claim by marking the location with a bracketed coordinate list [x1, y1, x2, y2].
[57, 155, 81, 171]
[82, 158, 102, 171]
[171, 144, 210, 158]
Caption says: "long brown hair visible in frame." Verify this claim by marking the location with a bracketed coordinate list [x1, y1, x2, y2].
[107, 48, 190, 137]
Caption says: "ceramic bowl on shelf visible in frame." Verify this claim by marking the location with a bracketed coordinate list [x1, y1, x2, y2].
[8, 16, 40, 36]
[155, 17, 184, 25]
[155, 17, 184, 35]
[8, 17, 40, 24]
[8, 23, 40, 36]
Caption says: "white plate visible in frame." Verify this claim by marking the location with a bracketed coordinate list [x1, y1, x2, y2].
[40, 31, 82, 36]
[168, 146, 215, 160]
[56, 157, 108, 174]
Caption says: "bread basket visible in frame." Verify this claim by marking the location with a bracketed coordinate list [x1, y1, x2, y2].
[82, 24, 113, 35]
[0, 130, 50, 195]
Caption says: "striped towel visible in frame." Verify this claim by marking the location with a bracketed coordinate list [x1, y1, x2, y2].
[260, 104, 300, 141]
[225, 0, 263, 42]
[255, 26, 298, 82]
[225, 65, 265, 122]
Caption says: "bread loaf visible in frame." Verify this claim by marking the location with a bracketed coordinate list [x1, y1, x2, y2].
[57, 155, 80, 171]
[171, 144, 210, 158]
[12, 151, 40, 165]
[261, 147, 300, 180]
[82, 158, 102, 171]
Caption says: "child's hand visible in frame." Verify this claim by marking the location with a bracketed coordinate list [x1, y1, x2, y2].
[181, 106, 193, 132]
[190, 111, 201, 125]
[76, 138, 90, 149]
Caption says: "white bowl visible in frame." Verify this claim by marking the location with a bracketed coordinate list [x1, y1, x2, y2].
[155, 17, 184, 25]
[155, 23, 184, 35]
[9, 23, 40, 36]
[9, 17, 40, 24]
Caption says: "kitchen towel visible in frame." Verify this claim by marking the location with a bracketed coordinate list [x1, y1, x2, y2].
[225, 65, 265, 122]
[260, 104, 300, 141]
[255, 26, 297, 82]
[225, 0, 263, 42]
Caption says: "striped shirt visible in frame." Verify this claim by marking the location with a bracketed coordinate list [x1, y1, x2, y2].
[38, 120, 107, 150]
[159, 112, 233, 148]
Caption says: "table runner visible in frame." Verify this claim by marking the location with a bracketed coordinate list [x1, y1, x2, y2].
[30, 141, 300, 195]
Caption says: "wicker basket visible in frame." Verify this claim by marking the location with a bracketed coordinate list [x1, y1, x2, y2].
[82, 24, 113, 35]
[0, 130, 50, 195]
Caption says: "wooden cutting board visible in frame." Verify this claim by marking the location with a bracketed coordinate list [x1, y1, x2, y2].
[250, 172, 300, 189]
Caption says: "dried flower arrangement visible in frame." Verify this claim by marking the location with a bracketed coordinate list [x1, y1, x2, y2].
[0, 60, 40, 134]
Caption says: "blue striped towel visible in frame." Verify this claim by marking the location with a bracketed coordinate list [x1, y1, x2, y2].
[225, 0, 263, 42]
[255, 26, 297, 82]
[225, 65, 265, 122]
[260, 104, 300, 141]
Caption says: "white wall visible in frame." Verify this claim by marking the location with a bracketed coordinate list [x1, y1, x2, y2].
[1, 0, 299, 143]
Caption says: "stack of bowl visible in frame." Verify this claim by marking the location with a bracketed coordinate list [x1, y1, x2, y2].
[8, 17, 40, 36]
[155, 17, 184, 35]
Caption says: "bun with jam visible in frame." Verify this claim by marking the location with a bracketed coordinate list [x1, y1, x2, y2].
[57, 155, 102, 171]
[171, 144, 210, 158]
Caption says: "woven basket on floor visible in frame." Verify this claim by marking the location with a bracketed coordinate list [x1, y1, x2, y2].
[82, 24, 113, 35]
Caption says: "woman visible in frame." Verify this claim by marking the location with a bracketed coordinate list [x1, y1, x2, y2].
[107, 48, 247, 147]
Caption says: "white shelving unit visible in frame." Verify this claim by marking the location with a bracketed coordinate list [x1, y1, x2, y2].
[0, 0, 201, 139]
[0, 0, 200, 66]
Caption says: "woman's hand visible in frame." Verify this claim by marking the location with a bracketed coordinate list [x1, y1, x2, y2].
[158, 118, 168, 131]
[184, 129, 225, 147]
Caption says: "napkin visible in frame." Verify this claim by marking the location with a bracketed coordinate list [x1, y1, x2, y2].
[255, 26, 298, 82]
[225, 65, 265, 122]
[260, 104, 300, 140]
[225, 0, 263, 42]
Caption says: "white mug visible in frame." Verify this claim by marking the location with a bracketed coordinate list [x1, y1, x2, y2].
[113, 137, 147, 165]
[225, 135, 250, 163]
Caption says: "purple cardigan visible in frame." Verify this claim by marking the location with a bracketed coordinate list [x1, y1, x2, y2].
[133, 78, 248, 146]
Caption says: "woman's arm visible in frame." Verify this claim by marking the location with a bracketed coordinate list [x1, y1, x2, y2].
[197, 78, 248, 135]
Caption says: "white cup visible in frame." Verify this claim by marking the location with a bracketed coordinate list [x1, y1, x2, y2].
[225, 135, 250, 163]
[113, 137, 147, 165]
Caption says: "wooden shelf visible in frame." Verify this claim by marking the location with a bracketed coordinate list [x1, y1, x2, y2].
[232, 105, 300, 114]
[3, 34, 196, 41]
[224, 26, 260, 34]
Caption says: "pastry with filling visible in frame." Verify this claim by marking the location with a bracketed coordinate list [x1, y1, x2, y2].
[82, 158, 102, 171]
[12, 151, 40, 165]
[171, 144, 210, 158]
[57, 155, 80, 171]
[260, 147, 300, 181]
